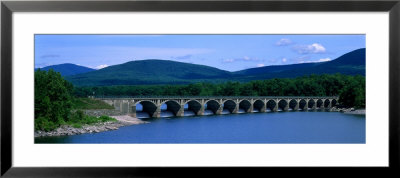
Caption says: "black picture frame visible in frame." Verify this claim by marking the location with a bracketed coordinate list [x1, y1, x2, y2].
[1, 0, 399, 177]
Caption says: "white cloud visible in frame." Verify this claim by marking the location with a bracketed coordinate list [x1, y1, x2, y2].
[293, 43, 326, 54]
[243, 56, 251, 61]
[299, 57, 331, 63]
[311, 43, 326, 53]
[282, 58, 287, 62]
[276, 38, 292, 46]
[317, 58, 331, 62]
[94, 64, 109, 69]
[256, 63, 265, 67]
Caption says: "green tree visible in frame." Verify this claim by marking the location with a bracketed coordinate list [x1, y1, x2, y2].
[339, 75, 365, 108]
[35, 69, 73, 128]
[71, 74, 365, 108]
[223, 81, 240, 96]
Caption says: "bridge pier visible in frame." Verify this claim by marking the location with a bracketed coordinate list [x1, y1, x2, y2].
[283, 99, 289, 111]
[232, 105, 238, 114]
[260, 104, 266, 113]
[273, 101, 278, 112]
[113, 100, 120, 111]
[293, 99, 299, 111]
[216, 107, 222, 115]
[176, 105, 185, 117]
[248, 105, 254, 113]
[198, 106, 205, 116]
[153, 105, 161, 118]
[129, 102, 136, 117]
[119, 100, 125, 113]
[122, 100, 129, 114]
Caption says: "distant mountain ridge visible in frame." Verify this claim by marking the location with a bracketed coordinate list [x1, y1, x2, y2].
[233, 48, 365, 80]
[62, 48, 365, 86]
[37, 63, 95, 76]
[66, 59, 232, 86]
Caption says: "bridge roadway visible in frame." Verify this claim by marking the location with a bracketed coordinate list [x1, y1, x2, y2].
[97, 96, 339, 118]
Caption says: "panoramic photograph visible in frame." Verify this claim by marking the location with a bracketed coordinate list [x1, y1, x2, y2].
[34, 34, 366, 144]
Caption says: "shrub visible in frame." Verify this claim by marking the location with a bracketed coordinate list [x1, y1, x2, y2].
[69, 110, 85, 123]
[35, 69, 73, 126]
[34, 117, 58, 131]
[71, 123, 82, 128]
[67, 111, 117, 127]
[99, 115, 117, 122]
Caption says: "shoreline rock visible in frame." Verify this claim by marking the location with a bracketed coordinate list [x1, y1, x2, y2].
[343, 109, 366, 115]
[34, 115, 149, 138]
[330, 107, 366, 115]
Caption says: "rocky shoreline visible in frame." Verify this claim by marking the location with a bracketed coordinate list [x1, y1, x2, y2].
[330, 107, 366, 115]
[342, 109, 366, 115]
[34, 115, 149, 138]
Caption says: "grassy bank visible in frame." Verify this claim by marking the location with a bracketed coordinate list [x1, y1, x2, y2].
[36, 98, 116, 131]
[67, 110, 117, 128]
[35, 110, 117, 131]
[72, 97, 114, 110]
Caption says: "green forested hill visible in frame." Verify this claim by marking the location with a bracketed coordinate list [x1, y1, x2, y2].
[37, 63, 95, 76]
[233, 48, 365, 81]
[65, 48, 365, 86]
[66, 59, 232, 86]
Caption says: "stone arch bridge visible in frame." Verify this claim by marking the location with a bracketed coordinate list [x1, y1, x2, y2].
[97, 96, 338, 118]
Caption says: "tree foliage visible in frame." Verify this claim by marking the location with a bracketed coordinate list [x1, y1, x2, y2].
[35, 69, 74, 121]
[74, 74, 365, 108]
[35, 69, 73, 130]
[338, 75, 365, 108]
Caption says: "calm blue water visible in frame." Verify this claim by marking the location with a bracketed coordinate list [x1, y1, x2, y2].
[35, 112, 365, 144]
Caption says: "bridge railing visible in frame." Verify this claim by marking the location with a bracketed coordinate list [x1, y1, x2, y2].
[94, 95, 339, 100]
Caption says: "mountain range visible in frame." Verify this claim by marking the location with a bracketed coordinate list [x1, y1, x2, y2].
[36, 63, 95, 76]
[39, 48, 365, 86]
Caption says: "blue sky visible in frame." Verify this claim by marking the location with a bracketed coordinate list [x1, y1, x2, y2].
[35, 34, 365, 71]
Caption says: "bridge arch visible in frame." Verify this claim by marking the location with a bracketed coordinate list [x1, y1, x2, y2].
[324, 99, 331, 108]
[289, 99, 298, 111]
[253, 99, 265, 112]
[204, 100, 221, 114]
[331, 99, 337, 107]
[135, 100, 158, 118]
[238, 99, 252, 113]
[299, 99, 307, 111]
[184, 100, 202, 115]
[308, 99, 316, 110]
[266, 99, 277, 112]
[160, 100, 182, 117]
[223, 100, 237, 113]
[278, 99, 289, 111]
[316, 99, 324, 109]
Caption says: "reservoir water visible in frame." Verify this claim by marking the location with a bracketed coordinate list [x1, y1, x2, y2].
[35, 111, 365, 144]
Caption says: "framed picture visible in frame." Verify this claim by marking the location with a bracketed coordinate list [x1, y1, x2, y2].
[2, 0, 399, 177]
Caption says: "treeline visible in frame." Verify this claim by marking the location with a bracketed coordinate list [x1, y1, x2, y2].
[73, 74, 365, 108]
[35, 69, 115, 131]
